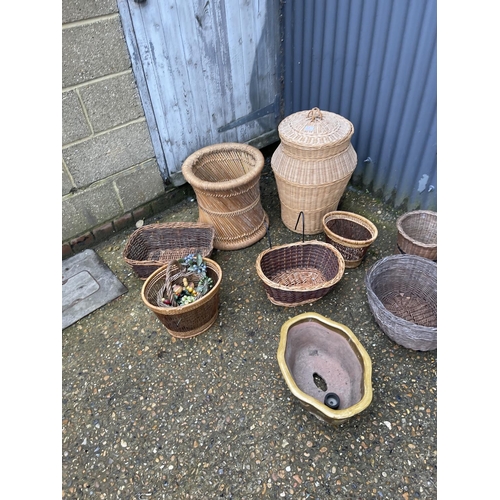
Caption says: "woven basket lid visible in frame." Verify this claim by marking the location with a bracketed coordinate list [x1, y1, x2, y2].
[278, 107, 354, 160]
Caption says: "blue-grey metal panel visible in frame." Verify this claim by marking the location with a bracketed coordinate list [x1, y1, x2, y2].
[283, 0, 437, 211]
[118, 0, 281, 186]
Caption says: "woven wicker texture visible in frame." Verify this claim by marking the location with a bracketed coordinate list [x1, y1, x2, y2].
[123, 222, 215, 279]
[156, 260, 205, 307]
[271, 108, 357, 235]
[277, 107, 354, 160]
[181, 143, 268, 250]
[255, 241, 345, 307]
[396, 210, 437, 260]
[141, 258, 222, 339]
[365, 255, 437, 351]
[322, 211, 378, 268]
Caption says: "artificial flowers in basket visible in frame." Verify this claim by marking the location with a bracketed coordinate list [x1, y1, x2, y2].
[156, 253, 214, 307]
[141, 253, 223, 338]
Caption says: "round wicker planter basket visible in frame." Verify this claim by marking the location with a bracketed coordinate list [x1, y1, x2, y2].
[141, 258, 222, 339]
[396, 210, 437, 261]
[365, 255, 437, 351]
[255, 240, 345, 307]
[181, 143, 268, 250]
[322, 211, 378, 268]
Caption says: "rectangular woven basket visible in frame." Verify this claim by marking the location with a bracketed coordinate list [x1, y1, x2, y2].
[123, 222, 215, 279]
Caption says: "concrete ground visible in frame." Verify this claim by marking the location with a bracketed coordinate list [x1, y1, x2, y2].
[62, 150, 437, 499]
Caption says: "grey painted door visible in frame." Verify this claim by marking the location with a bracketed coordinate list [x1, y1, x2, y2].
[118, 0, 282, 185]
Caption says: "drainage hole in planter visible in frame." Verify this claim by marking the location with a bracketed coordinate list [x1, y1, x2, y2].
[324, 392, 340, 409]
[313, 372, 328, 392]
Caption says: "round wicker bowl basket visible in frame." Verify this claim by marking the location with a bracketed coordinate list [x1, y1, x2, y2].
[181, 143, 268, 250]
[322, 211, 378, 268]
[396, 210, 437, 261]
[255, 240, 345, 307]
[141, 258, 222, 339]
[365, 255, 437, 351]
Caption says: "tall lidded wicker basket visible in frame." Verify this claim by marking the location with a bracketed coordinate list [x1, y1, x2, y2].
[271, 108, 357, 235]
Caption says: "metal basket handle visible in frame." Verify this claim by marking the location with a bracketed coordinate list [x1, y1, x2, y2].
[264, 212, 306, 249]
[263, 212, 306, 250]
[264, 222, 273, 249]
[294, 211, 305, 243]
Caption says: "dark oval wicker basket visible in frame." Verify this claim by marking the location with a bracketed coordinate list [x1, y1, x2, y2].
[365, 254, 437, 351]
[255, 240, 345, 307]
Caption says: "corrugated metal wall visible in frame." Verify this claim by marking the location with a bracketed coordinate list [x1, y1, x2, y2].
[282, 0, 437, 211]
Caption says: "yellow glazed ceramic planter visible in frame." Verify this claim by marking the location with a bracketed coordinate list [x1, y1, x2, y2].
[277, 312, 373, 425]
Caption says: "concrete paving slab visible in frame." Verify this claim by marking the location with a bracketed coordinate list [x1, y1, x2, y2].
[62, 248, 127, 329]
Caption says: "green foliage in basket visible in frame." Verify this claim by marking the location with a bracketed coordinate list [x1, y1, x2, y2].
[170, 253, 213, 306]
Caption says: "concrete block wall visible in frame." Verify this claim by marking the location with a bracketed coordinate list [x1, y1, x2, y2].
[62, 0, 183, 258]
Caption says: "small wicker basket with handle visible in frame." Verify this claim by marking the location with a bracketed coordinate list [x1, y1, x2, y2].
[322, 211, 378, 268]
